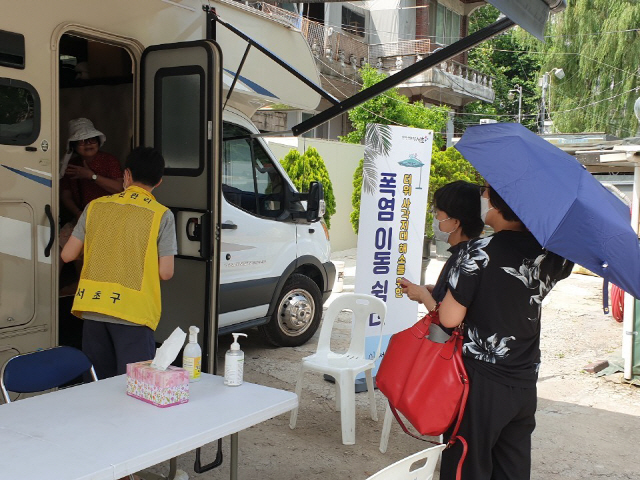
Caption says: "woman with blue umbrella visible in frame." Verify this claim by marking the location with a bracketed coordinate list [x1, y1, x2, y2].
[418, 185, 573, 480]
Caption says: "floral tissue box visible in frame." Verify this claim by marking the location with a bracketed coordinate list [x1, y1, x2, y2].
[126, 360, 189, 408]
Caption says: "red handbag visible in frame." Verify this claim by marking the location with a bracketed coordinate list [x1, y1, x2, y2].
[376, 310, 469, 478]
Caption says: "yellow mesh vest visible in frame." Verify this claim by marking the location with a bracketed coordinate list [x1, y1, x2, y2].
[71, 185, 168, 330]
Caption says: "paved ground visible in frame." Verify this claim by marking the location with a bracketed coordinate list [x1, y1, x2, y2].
[145, 249, 640, 480]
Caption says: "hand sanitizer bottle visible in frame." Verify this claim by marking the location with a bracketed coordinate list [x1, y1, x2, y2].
[183, 326, 202, 382]
[224, 333, 248, 386]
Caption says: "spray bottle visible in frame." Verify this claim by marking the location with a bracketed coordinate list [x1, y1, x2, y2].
[182, 326, 202, 382]
[224, 333, 248, 386]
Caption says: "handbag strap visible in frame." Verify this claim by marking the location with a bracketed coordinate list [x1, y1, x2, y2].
[387, 403, 442, 445]
[446, 334, 469, 443]
[388, 402, 468, 480]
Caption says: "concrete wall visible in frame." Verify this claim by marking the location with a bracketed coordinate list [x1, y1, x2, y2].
[265, 137, 364, 252]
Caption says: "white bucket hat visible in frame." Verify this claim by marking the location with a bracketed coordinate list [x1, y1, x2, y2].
[60, 118, 106, 175]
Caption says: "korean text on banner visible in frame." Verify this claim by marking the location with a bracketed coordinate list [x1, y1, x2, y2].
[355, 124, 432, 375]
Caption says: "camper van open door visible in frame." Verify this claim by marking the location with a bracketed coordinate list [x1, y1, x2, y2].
[140, 41, 223, 374]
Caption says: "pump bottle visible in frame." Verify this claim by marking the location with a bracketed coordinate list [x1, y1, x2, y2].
[224, 333, 248, 386]
[182, 326, 202, 382]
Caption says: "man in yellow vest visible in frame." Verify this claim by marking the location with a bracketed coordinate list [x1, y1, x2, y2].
[61, 147, 176, 379]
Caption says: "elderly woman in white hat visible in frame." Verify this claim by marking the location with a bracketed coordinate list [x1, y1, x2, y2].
[60, 118, 123, 222]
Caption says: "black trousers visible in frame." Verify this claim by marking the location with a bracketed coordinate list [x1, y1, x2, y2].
[82, 320, 156, 379]
[439, 365, 537, 480]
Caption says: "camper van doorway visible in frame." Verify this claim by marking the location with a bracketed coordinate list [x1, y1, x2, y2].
[57, 34, 134, 349]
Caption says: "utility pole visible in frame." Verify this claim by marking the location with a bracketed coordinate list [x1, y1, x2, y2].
[509, 84, 523, 123]
[540, 73, 549, 133]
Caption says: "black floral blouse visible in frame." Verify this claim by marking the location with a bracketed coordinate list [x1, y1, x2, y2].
[446, 231, 574, 387]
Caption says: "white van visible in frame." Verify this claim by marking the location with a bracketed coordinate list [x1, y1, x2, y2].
[0, 0, 334, 375]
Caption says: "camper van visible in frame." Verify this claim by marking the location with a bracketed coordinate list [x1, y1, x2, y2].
[0, 0, 335, 375]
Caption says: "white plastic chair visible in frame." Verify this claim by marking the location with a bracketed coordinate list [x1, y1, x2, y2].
[366, 444, 446, 480]
[289, 293, 386, 445]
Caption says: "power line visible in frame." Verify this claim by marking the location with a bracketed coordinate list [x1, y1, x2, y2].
[492, 48, 640, 79]
[544, 28, 640, 38]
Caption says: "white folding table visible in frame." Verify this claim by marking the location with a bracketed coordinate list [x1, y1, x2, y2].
[0, 373, 297, 480]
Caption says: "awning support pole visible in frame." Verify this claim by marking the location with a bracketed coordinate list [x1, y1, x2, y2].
[223, 44, 252, 111]
[623, 163, 640, 379]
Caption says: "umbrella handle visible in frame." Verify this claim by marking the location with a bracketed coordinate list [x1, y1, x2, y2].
[602, 279, 609, 315]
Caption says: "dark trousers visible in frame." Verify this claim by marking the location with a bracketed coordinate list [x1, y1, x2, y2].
[440, 365, 537, 480]
[82, 320, 156, 379]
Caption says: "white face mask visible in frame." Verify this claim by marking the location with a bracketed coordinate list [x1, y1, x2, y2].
[432, 214, 457, 243]
[480, 196, 494, 224]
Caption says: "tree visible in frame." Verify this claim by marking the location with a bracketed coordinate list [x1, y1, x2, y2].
[530, 0, 640, 137]
[457, 5, 542, 132]
[340, 65, 450, 148]
[280, 147, 336, 228]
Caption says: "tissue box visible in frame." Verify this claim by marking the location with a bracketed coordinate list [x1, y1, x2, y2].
[126, 361, 189, 407]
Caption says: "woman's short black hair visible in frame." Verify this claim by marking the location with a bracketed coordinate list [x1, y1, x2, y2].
[125, 147, 165, 187]
[433, 180, 484, 238]
[488, 186, 524, 224]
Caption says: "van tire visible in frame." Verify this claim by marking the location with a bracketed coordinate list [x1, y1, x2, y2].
[260, 274, 322, 347]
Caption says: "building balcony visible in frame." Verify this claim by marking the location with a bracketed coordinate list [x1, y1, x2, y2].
[258, 3, 495, 108]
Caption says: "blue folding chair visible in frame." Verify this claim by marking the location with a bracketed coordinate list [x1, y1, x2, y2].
[0, 346, 97, 403]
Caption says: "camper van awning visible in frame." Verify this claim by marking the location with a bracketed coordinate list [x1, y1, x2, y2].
[487, 0, 566, 40]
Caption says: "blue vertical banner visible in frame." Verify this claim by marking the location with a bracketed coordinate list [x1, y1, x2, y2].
[355, 124, 432, 376]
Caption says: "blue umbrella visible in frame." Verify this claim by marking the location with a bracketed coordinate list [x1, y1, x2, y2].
[455, 122, 640, 299]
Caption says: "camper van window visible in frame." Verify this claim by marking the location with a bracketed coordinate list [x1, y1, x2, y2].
[155, 67, 204, 175]
[0, 30, 25, 69]
[252, 140, 284, 217]
[0, 79, 40, 146]
[222, 124, 284, 218]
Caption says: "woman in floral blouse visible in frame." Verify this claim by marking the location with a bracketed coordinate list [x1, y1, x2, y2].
[419, 185, 573, 480]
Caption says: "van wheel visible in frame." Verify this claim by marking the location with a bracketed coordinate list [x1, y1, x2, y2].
[260, 274, 322, 347]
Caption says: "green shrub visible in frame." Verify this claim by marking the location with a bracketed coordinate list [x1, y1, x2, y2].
[350, 158, 364, 233]
[280, 147, 336, 228]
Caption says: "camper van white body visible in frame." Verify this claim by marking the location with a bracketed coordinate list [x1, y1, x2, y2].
[0, 0, 334, 376]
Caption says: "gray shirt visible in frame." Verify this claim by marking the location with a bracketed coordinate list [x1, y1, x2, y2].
[72, 205, 177, 326]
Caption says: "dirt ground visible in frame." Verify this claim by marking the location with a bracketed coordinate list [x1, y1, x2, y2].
[147, 249, 640, 480]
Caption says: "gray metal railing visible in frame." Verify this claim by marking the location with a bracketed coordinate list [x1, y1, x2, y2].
[252, 2, 493, 88]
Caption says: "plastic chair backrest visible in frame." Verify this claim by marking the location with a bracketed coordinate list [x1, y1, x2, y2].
[366, 444, 446, 480]
[0, 346, 97, 403]
[316, 294, 386, 360]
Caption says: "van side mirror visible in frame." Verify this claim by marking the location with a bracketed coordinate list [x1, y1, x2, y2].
[306, 181, 325, 223]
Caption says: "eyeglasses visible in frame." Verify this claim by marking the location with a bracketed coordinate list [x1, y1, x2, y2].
[76, 137, 98, 146]
[431, 208, 451, 222]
